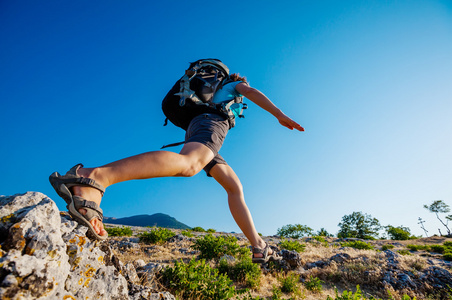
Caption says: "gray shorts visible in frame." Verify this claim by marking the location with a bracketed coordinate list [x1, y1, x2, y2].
[185, 113, 229, 176]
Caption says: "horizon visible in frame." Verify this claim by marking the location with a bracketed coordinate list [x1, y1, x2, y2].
[1, 0, 451, 238]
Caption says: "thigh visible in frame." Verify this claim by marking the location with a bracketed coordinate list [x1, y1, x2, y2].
[179, 142, 216, 170]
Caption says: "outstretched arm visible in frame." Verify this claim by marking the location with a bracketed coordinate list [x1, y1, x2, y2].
[236, 82, 305, 131]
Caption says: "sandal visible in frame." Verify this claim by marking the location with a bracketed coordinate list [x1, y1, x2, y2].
[49, 164, 108, 240]
[252, 242, 282, 264]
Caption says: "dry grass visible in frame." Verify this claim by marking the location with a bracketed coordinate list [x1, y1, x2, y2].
[104, 227, 452, 300]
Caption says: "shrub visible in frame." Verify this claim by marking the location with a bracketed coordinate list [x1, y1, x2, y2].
[443, 241, 452, 248]
[386, 225, 417, 240]
[207, 228, 216, 233]
[278, 272, 300, 294]
[193, 234, 247, 260]
[316, 227, 334, 237]
[105, 226, 133, 237]
[341, 240, 374, 250]
[160, 259, 236, 300]
[219, 256, 261, 288]
[327, 285, 375, 300]
[279, 239, 306, 252]
[181, 229, 194, 237]
[192, 226, 206, 232]
[277, 224, 313, 239]
[406, 244, 430, 251]
[139, 227, 175, 244]
[381, 244, 394, 251]
[304, 276, 323, 293]
[271, 285, 283, 300]
[430, 245, 446, 253]
[397, 249, 411, 256]
[443, 253, 452, 261]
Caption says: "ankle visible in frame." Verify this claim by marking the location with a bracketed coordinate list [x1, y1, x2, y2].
[79, 167, 110, 188]
[253, 238, 266, 250]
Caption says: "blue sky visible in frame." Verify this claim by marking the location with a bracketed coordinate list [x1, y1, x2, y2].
[1, 0, 451, 237]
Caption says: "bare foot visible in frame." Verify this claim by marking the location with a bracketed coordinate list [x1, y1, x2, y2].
[71, 167, 108, 238]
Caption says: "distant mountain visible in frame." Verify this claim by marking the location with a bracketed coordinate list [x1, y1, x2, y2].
[104, 213, 191, 229]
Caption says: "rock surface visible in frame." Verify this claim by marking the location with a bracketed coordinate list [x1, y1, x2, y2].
[0, 192, 175, 300]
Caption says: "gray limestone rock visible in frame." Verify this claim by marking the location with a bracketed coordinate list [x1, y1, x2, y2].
[0, 192, 174, 300]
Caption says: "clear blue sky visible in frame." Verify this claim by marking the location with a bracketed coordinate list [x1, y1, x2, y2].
[1, 0, 451, 237]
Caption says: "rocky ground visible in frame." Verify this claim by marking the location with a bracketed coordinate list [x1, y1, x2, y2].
[1, 192, 452, 300]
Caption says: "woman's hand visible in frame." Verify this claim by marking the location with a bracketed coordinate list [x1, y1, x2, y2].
[277, 113, 305, 131]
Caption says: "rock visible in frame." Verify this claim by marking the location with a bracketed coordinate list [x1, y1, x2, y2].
[134, 259, 146, 269]
[420, 266, 452, 289]
[330, 253, 351, 263]
[0, 192, 174, 300]
[168, 234, 188, 243]
[280, 249, 302, 269]
[123, 263, 140, 285]
[136, 262, 167, 289]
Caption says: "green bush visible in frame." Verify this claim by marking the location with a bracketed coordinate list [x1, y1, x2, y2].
[386, 225, 417, 240]
[430, 245, 446, 253]
[397, 249, 411, 256]
[271, 285, 283, 300]
[316, 227, 334, 237]
[139, 227, 175, 244]
[207, 228, 216, 233]
[278, 272, 300, 294]
[180, 229, 194, 237]
[443, 253, 452, 261]
[219, 256, 261, 288]
[105, 226, 133, 237]
[341, 240, 374, 250]
[406, 244, 430, 251]
[327, 285, 376, 300]
[443, 241, 452, 248]
[304, 276, 323, 293]
[381, 244, 394, 251]
[193, 234, 247, 260]
[279, 239, 306, 252]
[277, 224, 313, 239]
[192, 226, 206, 232]
[160, 259, 236, 300]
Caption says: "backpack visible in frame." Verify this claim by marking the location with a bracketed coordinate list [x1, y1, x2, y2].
[162, 59, 247, 130]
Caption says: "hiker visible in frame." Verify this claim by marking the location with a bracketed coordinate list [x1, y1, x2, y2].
[50, 59, 304, 263]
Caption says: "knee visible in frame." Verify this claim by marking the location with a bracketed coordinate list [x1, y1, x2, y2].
[225, 181, 244, 198]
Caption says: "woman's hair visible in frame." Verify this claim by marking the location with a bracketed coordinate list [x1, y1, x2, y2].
[229, 73, 247, 83]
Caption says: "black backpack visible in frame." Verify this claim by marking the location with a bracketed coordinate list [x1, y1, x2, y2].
[162, 59, 246, 130]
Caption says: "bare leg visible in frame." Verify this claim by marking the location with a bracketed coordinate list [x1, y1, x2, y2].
[209, 163, 271, 257]
[72, 142, 214, 236]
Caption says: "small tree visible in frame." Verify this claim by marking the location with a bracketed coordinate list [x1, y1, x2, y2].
[423, 200, 451, 236]
[316, 228, 333, 237]
[386, 225, 417, 240]
[277, 224, 313, 239]
[337, 211, 381, 240]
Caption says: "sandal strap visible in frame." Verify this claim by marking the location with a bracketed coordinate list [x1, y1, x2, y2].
[252, 242, 269, 256]
[73, 196, 104, 221]
[63, 164, 105, 195]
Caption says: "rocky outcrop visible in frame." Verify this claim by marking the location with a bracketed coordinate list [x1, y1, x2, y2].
[0, 192, 175, 300]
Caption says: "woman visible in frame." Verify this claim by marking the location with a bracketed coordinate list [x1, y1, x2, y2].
[50, 71, 304, 263]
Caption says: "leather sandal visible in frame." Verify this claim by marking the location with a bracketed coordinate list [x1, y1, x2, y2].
[252, 242, 282, 264]
[49, 164, 108, 240]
